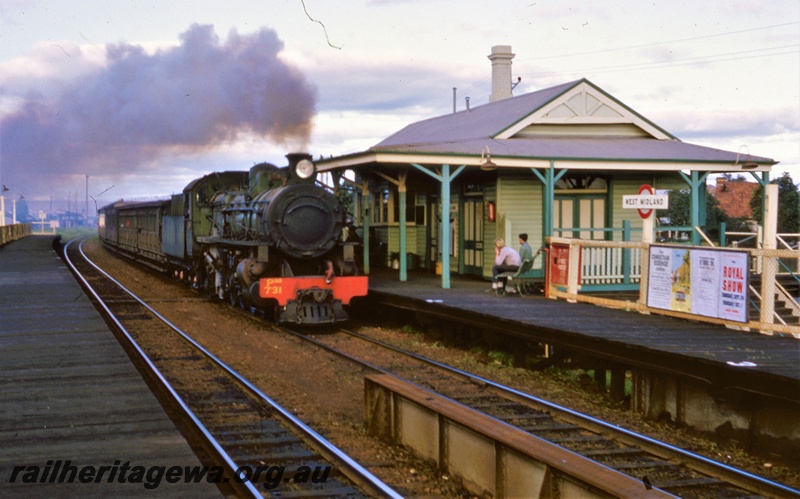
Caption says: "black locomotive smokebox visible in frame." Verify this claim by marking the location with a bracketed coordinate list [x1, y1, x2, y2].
[264, 182, 343, 259]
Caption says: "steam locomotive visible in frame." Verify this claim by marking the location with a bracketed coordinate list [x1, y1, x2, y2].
[97, 153, 367, 325]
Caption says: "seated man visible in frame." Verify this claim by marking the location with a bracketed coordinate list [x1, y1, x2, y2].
[492, 237, 521, 290]
[518, 232, 532, 263]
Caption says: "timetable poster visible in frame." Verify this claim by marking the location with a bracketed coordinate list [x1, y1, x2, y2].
[690, 250, 720, 318]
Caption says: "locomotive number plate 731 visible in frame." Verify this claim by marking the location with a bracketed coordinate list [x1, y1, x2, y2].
[259, 276, 368, 306]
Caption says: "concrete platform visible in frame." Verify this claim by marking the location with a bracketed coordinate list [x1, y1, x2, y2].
[365, 270, 800, 457]
[0, 236, 221, 497]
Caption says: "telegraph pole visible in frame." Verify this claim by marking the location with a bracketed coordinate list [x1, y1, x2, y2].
[85, 175, 89, 227]
[0, 162, 4, 227]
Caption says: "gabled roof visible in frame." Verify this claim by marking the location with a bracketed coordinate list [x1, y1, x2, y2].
[708, 180, 760, 219]
[376, 80, 583, 147]
[318, 78, 776, 172]
[375, 78, 675, 149]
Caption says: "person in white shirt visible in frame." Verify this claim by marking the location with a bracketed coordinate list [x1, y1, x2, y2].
[492, 238, 521, 290]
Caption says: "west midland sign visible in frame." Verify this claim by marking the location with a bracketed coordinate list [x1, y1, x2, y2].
[622, 184, 669, 219]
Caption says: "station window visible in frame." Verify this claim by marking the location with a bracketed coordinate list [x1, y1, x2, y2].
[372, 188, 390, 224]
[370, 188, 425, 225]
[392, 190, 424, 224]
[555, 173, 608, 192]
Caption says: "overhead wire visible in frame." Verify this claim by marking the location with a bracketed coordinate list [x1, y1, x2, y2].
[451, 21, 798, 107]
[518, 44, 800, 78]
[517, 21, 799, 62]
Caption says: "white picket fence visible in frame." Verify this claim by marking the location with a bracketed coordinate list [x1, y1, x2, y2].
[581, 246, 642, 285]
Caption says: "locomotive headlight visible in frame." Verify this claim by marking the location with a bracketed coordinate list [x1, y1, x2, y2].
[295, 159, 316, 179]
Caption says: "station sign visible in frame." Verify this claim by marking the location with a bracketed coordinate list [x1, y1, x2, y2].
[622, 184, 669, 219]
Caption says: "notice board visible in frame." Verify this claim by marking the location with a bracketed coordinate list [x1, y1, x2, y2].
[646, 246, 749, 323]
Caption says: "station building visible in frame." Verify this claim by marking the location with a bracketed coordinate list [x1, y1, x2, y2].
[318, 46, 776, 288]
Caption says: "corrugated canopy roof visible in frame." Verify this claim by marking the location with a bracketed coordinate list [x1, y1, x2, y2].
[372, 136, 775, 164]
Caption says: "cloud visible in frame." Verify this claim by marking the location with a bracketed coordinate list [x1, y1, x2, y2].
[297, 54, 464, 113]
[0, 24, 317, 197]
[667, 108, 800, 140]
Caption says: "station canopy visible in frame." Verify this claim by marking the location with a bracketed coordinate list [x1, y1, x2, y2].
[318, 78, 776, 173]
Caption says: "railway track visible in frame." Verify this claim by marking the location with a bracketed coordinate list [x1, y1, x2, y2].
[63, 238, 400, 498]
[293, 327, 799, 498]
[80, 237, 798, 497]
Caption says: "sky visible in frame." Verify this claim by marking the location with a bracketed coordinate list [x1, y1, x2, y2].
[0, 0, 798, 215]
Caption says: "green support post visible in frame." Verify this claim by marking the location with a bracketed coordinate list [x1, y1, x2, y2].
[441, 164, 451, 289]
[690, 170, 700, 245]
[410, 163, 465, 289]
[678, 170, 709, 246]
[545, 166, 554, 240]
[531, 161, 565, 245]
[622, 219, 631, 284]
[398, 187, 407, 281]
[361, 185, 370, 275]
[531, 168, 549, 244]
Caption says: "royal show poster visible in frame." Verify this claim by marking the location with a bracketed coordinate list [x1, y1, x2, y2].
[647, 246, 749, 323]
[718, 251, 749, 322]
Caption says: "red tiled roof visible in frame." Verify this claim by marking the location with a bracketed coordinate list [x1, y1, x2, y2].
[708, 179, 760, 219]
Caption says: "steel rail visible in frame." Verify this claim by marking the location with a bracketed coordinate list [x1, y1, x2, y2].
[281, 324, 678, 496]
[310, 325, 799, 498]
[63, 238, 261, 498]
[70, 238, 401, 499]
[341, 327, 800, 497]
[84, 235, 797, 497]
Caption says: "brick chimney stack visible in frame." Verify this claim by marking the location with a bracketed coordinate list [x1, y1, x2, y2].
[488, 45, 514, 102]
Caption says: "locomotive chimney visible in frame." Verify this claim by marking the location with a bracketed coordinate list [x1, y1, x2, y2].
[488, 45, 515, 102]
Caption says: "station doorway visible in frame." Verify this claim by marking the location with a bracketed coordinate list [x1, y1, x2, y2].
[554, 195, 606, 240]
[461, 193, 484, 276]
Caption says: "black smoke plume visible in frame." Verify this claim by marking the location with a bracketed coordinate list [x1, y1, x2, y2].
[0, 24, 317, 197]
